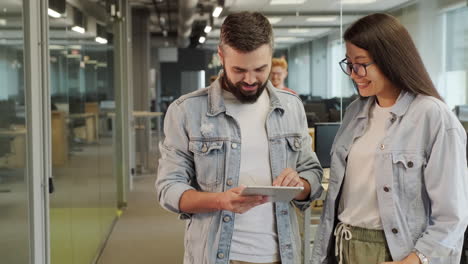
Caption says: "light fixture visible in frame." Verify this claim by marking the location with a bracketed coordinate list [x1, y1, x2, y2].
[48, 8, 61, 18]
[71, 7, 86, 34]
[288, 28, 309, 33]
[212, 6, 223, 17]
[341, 0, 377, 4]
[199, 36, 206, 44]
[204, 25, 212, 33]
[212, 0, 224, 17]
[95, 24, 107, 44]
[95, 37, 108, 44]
[270, 0, 306, 5]
[0, 19, 6, 26]
[72, 26, 85, 34]
[275, 37, 298, 42]
[268, 17, 283, 24]
[306, 16, 337, 22]
[49, 0, 66, 18]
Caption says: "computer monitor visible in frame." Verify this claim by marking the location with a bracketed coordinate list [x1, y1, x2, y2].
[314, 122, 340, 168]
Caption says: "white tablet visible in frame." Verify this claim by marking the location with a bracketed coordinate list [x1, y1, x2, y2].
[240, 186, 304, 202]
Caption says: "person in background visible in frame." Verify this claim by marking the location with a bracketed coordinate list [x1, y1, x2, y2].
[311, 13, 468, 264]
[270, 57, 297, 95]
[156, 11, 323, 264]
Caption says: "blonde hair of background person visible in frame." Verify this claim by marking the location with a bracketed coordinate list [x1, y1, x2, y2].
[270, 57, 297, 95]
[311, 13, 468, 264]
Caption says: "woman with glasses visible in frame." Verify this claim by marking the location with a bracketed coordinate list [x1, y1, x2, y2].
[311, 13, 467, 264]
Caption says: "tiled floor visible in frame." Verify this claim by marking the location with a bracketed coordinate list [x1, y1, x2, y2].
[97, 173, 185, 264]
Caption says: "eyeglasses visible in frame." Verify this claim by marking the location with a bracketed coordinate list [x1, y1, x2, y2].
[339, 58, 375, 77]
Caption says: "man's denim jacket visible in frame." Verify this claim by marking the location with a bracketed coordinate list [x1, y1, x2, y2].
[156, 79, 323, 264]
[311, 91, 468, 264]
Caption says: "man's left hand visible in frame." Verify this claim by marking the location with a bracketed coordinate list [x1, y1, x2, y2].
[272, 168, 303, 187]
[272, 168, 310, 200]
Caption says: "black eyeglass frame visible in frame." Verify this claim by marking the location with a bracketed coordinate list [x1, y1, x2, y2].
[339, 58, 375, 77]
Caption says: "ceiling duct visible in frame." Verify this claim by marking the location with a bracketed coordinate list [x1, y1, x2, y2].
[177, 0, 198, 48]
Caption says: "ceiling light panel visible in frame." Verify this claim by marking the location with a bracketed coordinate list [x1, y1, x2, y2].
[270, 0, 306, 5]
[306, 16, 338, 22]
[275, 37, 301, 43]
[341, 0, 377, 4]
[288, 28, 310, 33]
[212, 6, 223, 17]
[268, 17, 283, 24]
[199, 36, 206, 44]
[71, 26, 85, 34]
[48, 8, 61, 18]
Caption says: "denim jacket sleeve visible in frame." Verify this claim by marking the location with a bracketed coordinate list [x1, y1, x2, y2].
[292, 99, 324, 210]
[155, 101, 196, 219]
[414, 106, 468, 262]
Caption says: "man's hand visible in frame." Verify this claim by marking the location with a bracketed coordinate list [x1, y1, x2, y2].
[217, 185, 268, 214]
[381, 252, 421, 264]
[272, 168, 311, 200]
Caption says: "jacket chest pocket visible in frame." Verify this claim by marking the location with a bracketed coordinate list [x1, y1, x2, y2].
[285, 136, 302, 169]
[189, 140, 225, 191]
[391, 152, 426, 200]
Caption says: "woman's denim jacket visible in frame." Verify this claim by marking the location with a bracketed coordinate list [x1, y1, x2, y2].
[311, 91, 468, 264]
[156, 79, 324, 264]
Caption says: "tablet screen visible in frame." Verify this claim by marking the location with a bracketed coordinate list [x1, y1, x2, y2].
[240, 186, 304, 202]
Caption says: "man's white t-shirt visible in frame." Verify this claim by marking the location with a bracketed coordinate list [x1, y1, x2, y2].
[223, 89, 280, 263]
[338, 101, 392, 229]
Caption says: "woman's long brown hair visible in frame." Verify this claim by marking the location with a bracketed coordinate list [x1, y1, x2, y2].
[344, 13, 443, 101]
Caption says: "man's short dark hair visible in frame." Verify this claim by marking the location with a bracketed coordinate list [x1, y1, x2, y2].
[219, 11, 274, 53]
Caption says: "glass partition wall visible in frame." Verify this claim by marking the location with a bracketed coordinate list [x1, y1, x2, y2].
[0, 0, 30, 262]
[284, 0, 467, 129]
[48, 3, 117, 264]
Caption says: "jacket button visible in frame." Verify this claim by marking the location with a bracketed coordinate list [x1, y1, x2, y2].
[231, 143, 238, 149]
[217, 252, 224, 259]
[294, 142, 300, 148]
[380, 144, 385, 150]
[201, 144, 208, 153]
[223, 215, 231, 222]
[407, 161, 414, 168]
[390, 116, 396, 122]
[226, 179, 233, 186]
[392, 228, 398, 234]
[281, 210, 288, 215]
[383, 186, 390, 192]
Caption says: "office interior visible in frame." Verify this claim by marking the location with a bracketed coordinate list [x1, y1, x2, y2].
[0, 0, 466, 263]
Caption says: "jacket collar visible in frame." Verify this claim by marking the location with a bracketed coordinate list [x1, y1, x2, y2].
[207, 71, 285, 116]
[357, 90, 415, 119]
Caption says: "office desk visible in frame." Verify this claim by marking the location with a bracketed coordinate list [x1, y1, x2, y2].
[69, 113, 98, 143]
[0, 127, 27, 168]
[308, 127, 315, 151]
[51, 111, 68, 166]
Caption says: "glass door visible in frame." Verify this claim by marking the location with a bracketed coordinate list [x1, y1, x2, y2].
[0, 0, 30, 263]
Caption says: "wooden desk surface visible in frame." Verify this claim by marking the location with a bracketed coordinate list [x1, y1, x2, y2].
[0, 128, 27, 136]
[69, 113, 95, 119]
[133, 111, 163, 117]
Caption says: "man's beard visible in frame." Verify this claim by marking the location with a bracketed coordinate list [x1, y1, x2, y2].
[222, 67, 269, 103]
